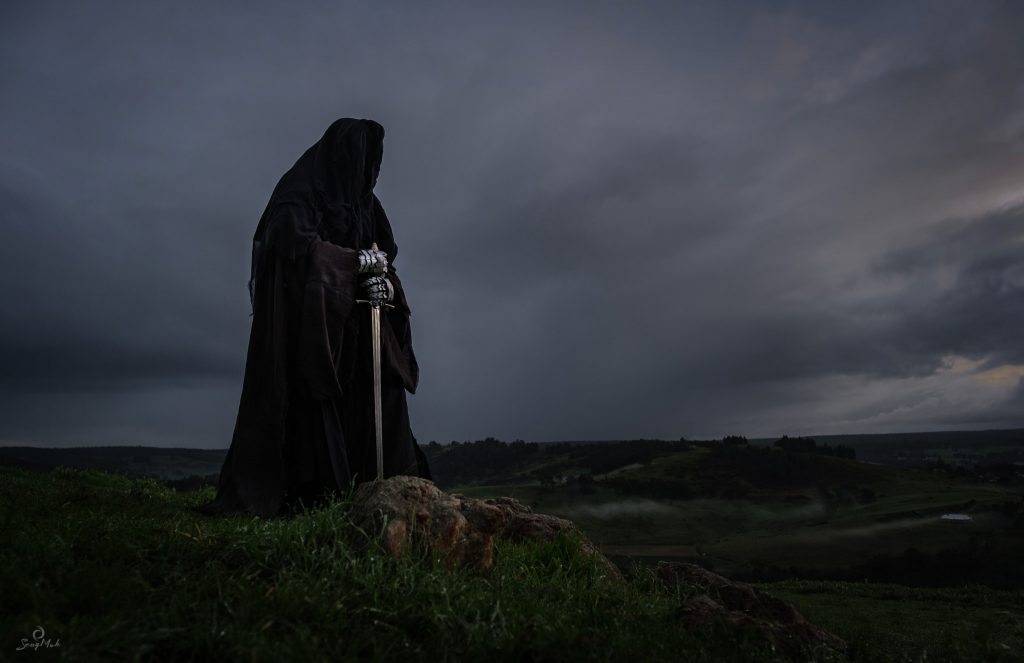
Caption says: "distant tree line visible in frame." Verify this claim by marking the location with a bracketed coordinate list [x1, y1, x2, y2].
[423, 438, 542, 487]
[773, 436, 856, 459]
[604, 444, 870, 501]
[422, 437, 691, 488]
[422, 435, 864, 490]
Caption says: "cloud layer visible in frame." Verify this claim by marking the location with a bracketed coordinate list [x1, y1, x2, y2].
[1, 1, 1022, 446]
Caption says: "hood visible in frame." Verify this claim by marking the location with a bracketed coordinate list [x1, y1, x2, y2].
[249, 118, 392, 307]
[313, 118, 385, 207]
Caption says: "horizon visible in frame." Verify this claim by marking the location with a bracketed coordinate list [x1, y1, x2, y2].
[2, 424, 1021, 450]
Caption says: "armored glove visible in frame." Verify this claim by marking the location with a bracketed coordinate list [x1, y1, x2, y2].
[360, 275, 394, 305]
[357, 248, 388, 274]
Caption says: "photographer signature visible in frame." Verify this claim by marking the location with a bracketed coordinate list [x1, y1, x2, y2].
[16, 626, 61, 652]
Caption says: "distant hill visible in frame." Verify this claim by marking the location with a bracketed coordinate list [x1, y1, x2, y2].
[0, 446, 227, 488]
[3, 427, 1021, 491]
[7, 465, 1022, 661]
[421, 436, 1024, 588]
[3, 433, 1023, 588]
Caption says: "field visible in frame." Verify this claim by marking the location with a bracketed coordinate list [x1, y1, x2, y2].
[4, 436, 1022, 585]
[3, 465, 1023, 661]
[768, 581, 1024, 661]
[0, 445, 224, 482]
[441, 443, 1024, 585]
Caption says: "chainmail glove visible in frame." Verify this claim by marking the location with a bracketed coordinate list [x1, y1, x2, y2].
[360, 275, 394, 305]
[357, 248, 388, 274]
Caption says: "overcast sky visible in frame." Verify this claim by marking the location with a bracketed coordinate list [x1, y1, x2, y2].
[2, 0, 1023, 447]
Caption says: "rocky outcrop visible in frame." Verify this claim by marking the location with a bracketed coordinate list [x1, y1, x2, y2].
[348, 476, 842, 659]
[477, 494, 622, 578]
[656, 562, 846, 660]
[348, 476, 620, 578]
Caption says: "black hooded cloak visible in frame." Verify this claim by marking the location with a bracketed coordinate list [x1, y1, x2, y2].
[202, 118, 432, 518]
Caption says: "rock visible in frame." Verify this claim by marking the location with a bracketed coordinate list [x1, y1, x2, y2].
[483, 494, 622, 580]
[349, 478, 837, 658]
[349, 476, 506, 571]
[349, 476, 620, 579]
[657, 562, 845, 660]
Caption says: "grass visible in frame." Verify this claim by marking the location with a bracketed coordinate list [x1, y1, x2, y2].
[451, 462, 1024, 582]
[765, 580, 1024, 662]
[1, 466, 789, 662]
[3, 465, 1022, 662]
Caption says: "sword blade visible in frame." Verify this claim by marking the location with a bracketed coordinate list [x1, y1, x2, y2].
[371, 303, 383, 480]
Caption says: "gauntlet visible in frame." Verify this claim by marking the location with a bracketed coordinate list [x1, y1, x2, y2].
[360, 275, 394, 305]
[357, 248, 388, 274]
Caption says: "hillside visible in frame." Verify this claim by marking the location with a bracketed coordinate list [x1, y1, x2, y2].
[4, 436, 1023, 587]
[0, 465, 790, 662]
[424, 439, 1024, 585]
[3, 466, 1023, 661]
[0, 445, 226, 491]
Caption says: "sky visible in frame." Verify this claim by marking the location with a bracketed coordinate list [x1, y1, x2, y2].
[1, 0, 1023, 448]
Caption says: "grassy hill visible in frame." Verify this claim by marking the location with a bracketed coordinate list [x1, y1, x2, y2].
[4, 437, 1023, 586]
[0, 445, 225, 483]
[429, 441, 1024, 585]
[3, 465, 1023, 661]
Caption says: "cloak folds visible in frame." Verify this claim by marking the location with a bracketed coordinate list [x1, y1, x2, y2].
[202, 118, 432, 518]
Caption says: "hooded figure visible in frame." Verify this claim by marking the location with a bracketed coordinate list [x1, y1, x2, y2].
[201, 118, 432, 518]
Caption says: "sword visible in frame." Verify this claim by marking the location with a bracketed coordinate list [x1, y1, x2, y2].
[356, 243, 393, 481]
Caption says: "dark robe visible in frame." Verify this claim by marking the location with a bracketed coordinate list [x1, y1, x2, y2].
[201, 118, 432, 518]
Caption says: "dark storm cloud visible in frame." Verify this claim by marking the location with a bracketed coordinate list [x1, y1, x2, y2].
[1, 0, 1023, 446]
[874, 206, 1024, 367]
[403, 0, 1024, 440]
[0, 174, 243, 390]
[674, 205, 1024, 387]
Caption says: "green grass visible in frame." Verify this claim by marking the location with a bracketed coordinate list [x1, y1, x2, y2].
[1, 466, 793, 662]
[764, 580, 1024, 662]
[451, 459, 1024, 582]
[4, 465, 1022, 662]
